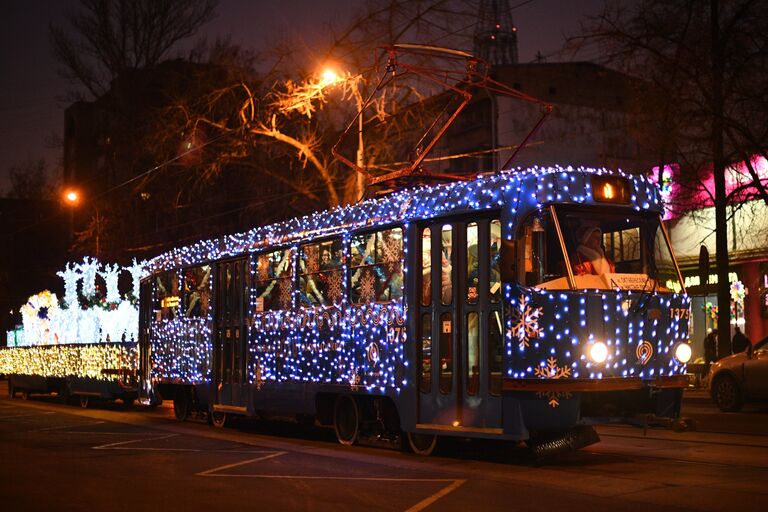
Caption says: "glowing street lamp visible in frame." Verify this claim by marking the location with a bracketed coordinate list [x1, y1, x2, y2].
[320, 69, 341, 87]
[63, 188, 79, 243]
[64, 189, 79, 205]
[320, 66, 366, 197]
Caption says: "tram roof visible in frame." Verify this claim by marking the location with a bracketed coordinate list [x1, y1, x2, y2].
[146, 165, 662, 273]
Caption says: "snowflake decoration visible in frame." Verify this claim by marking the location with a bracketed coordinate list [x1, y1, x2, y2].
[278, 278, 292, 309]
[508, 293, 543, 349]
[382, 236, 402, 273]
[325, 270, 343, 304]
[359, 269, 377, 303]
[258, 255, 270, 282]
[534, 357, 572, 380]
[534, 357, 572, 407]
[303, 245, 319, 274]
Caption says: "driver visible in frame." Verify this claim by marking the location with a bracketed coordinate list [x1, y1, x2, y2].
[572, 225, 615, 276]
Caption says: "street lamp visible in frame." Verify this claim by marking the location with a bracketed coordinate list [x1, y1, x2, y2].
[63, 188, 79, 243]
[321, 67, 366, 199]
[65, 190, 79, 204]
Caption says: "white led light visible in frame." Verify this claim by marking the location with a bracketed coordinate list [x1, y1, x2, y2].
[588, 341, 608, 364]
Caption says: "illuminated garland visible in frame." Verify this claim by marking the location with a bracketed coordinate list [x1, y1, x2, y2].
[150, 318, 212, 382]
[0, 343, 138, 380]
[145, 166, 662, 273]
[505, 285, 690, 382]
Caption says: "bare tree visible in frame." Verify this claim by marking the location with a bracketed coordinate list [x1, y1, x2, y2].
[50, 0, 217, 99]
[6, 159, 52, 200]
[570, 0, 768, 355]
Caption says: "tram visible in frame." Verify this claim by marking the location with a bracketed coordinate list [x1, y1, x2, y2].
[139, 165, 691, 455]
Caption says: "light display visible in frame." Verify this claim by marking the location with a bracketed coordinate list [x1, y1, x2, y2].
[143, 165, 688, 401]
[19, 291, 59, 346]
[100, 263, 122, 304]
[77, 256, 100, 299]
[57, 262, 80, 308]
[3, 258, 144, 381]
[0, 343, 137, 380]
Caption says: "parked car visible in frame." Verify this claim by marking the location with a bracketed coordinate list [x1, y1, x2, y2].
[709, 336, 768, 411]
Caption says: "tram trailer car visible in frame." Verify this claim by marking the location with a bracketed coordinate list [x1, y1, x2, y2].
[140, 165, 690, 454]
[2, 343, 139, 408]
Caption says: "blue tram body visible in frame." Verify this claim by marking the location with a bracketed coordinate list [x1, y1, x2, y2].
[141, 165, 689, 448]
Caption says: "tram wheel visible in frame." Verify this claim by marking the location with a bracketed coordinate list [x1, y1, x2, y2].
[173, 391, 190, 421]
[79, 396, 90, 408]
[210, 411, 227, 428]
[712, 375, 742, 412]
[333, 395, 359, 446]
[406, 431, 438, 456]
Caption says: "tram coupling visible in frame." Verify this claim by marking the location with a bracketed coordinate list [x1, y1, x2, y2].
[526, 425, 601, 459]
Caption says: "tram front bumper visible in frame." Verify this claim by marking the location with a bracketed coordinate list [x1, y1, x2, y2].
[502, 375, 686, 433]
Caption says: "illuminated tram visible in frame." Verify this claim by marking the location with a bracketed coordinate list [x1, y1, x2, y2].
[139, 165, 691, 455]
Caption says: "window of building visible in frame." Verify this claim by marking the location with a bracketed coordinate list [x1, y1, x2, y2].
[350, 227, 404, 303]
[298, 239, 343, 307]
[255, 248, 293, 311]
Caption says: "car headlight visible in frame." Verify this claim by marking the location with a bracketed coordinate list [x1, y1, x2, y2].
[588, 341, 608, 363]
[674, 343, 692, 364]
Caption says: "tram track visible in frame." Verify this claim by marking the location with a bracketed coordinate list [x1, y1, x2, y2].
[582, 446, 768, 473]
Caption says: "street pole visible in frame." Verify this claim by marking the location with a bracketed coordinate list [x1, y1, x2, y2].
[355, 88, 365, 201]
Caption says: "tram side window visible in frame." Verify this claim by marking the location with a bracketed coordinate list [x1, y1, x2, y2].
[520, 212, 566, 287]
[155, 271, 179, 321]
[490, 219, 502, 302]
[421, 228, 431, 305]
[350, 227, 404, 303]
[182, 265, 211, 318]
[298, 239, 343, 307]
[255, 248, 293, 311]
[466, 219, 502, 303]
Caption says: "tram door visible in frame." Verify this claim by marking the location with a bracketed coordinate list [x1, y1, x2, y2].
[138, 279, 153, 391]
[214, 258, 249, 407]
[417, 218, 504, 430]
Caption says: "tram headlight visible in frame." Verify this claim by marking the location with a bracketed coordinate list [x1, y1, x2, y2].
[588, 341, 609, 364]
[674, 343, 692, 364]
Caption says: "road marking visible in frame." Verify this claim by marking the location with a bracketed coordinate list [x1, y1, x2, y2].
[0, 412, 56, 420]
[196, 452, 287, 476]
[54, 430, 161, 435]
[197, 454, 466, 510]
[32, 421, 106, 432]
[93, 433, 179, 449]
[405, 479, 466, 512]
[92, 434, 284, 454]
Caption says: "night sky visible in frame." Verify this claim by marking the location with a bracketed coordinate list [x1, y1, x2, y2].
[0, 0, 606, 194]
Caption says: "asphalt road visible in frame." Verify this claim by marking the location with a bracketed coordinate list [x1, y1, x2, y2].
[1, 382, 767, 512]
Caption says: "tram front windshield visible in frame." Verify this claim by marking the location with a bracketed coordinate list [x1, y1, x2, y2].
[520, 207, 683, 292]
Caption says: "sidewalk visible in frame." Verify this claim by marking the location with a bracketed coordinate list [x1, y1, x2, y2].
[682, 387, 711, 404]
